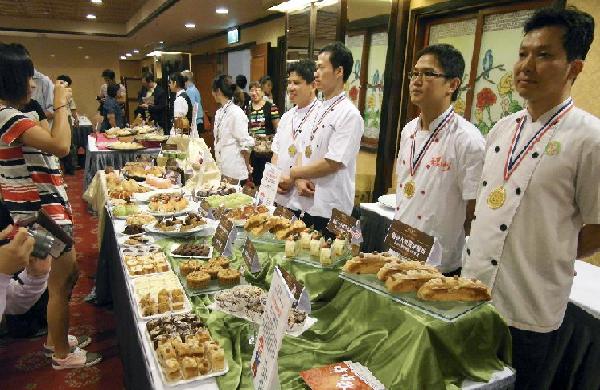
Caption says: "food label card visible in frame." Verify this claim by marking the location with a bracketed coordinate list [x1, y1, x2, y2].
[326, 208, 357, 237]
[212, 217, 234, 255]
[384, 220, 434, 263]
[242, 238, 261, 274]
[251, 267, 293, 390]
[256, 163, 281, 207]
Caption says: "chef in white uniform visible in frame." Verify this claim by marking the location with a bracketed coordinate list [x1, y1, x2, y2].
[463, 8, 600, 388]
[395, 44, 485, 275]
[273, 59, 320, 213]
[211, 75, 254, 183]
[285, 42, 364, 236]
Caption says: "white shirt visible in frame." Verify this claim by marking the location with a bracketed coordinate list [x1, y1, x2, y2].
[213, 101, 254, 180]
[0, 270, 48, 317]
[463, 98, 600, 332]
[272, 99, 320, 211]
[173, 90, 190, 118]
[300, 91, 364, 218]
[394, 106, 485, 272]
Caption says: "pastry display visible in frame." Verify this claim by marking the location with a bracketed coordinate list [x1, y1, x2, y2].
[194, 183, 237, 198]
[145, 314, 227, 383]
[123, 224, 145, 235]
[342, 252, 399, 274]
[186, 271, 211, 289]
[108, 178, 150, 196]
[225, 204, 270, 221]
[151, 214, 207, 233]
[146, 175, 173, 189]
[213, 286, 308, 333]
[112, 203, 140, 218]
[133, 272, 188, 317]
[125, 213, 157, 226]
[217, 268, 241, 286]
[108, 189, 132, 201]
[121, 243, 162, 255]
[172, 243, 211, 258]
[122, 163, 165, 179]
[124, 252, 170, 276]
[417, 276, 492, 302]
[148, 193, 189, 213]
[205, 193, 254, 209]
[376, 260, 439, 281]
[384, 269, 442, 293]
[106, 141, 145, 150]
[244, 214, 306, 240]
[181, 256, 237, 290]
[179, 260, 205, 276]
[122, 234, 153, 247]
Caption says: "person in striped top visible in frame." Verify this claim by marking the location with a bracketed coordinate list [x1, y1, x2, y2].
[0, 43, 101, 369]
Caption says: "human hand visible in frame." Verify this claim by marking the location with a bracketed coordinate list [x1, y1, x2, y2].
[140, 104, 148, 109]
[246, 164, 254, 175]
[53, 80, 72, 108]
[0, 226, 34, 275]
[296, 179, 315, 197]
[26, 255, 52, 278]
[277, 175, 293, 194]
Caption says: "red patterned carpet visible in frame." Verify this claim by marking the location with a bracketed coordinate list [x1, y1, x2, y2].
[0, 170, 124, 389]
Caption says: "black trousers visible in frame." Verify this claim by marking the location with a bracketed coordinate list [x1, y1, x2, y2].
[301, 213, 334, 240]
[510, 326, 558, 390]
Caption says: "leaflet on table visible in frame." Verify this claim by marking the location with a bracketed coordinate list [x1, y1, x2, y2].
[326, 208, 358, 238]
[279, 267, 311, 314]
[384, 220, 438, 264]
[242, 237, 262, 274]
[256, 163, 281, 207]
[251, 267, 294, 390]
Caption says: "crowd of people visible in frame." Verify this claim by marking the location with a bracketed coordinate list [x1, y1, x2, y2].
[0, 7, 598, 387]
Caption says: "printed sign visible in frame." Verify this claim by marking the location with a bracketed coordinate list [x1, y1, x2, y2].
[384, 220, 434, 263]
[242, 238, 261, 274]
[212, 217, 234, 255]
[256, 163, 281, 207]
[326, 208, 357, 237]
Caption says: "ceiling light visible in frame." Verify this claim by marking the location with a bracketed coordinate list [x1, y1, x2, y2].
[91, 0, 102, 3]
[50, 54, 55, 57]
[185, 23, 196, 28]
[126, 53, 132, 57]
[269, 0, 337, 13]
[133, 49, 139, 53]
[78, 46, 83, 49]
[120, 55, 126, 60]
[215, 7, 228, 14]
[84, 55, 90, 59]
[86, 14, 96, 19]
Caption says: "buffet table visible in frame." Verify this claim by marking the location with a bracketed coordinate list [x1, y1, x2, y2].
[92, 190, 515, 389]
[83, 135, 161, 190]
[360, 200, 600, 389]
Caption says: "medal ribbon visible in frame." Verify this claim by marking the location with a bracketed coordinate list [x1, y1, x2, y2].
[291, 99, 318, 141]
[308, 94, 346, 142]
[503, 98, 573, 181]
[215, 100, 233, 144]
[409, 108, 454, 176]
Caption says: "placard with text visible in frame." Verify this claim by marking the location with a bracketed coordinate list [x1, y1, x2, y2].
[212, 217, 234, 255]
[326, 208, 357, 237]
[384, 220, 434, 263]
[242, 238, 261, 274]
[256, 163, 281, 207]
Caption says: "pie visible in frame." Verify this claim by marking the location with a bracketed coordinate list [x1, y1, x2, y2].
[417, 276, 492, 302]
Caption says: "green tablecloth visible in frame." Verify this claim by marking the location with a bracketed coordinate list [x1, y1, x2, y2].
[157, 235, 511, 389]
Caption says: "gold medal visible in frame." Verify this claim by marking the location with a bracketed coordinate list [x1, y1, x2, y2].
[545, 141, 560, 156]
[305, 145, 312, 158]
[288, 144, 297, 157]
[403, 180, 416, 198]
[487, 186, 506, 209]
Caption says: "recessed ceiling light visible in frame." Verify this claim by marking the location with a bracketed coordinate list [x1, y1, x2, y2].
[215, 7, 228, 14]
[77, 46, 83, 49]
[50, 54, 55, 57]
[133, 49, 139, 53]
[120, 55, 126, 60]
[126, 53, 132, 57]
[185, 23, 196, 28]
[86, 14, 96, 19]
[159, 41, 164, 44]
[91, 0, 102, 4]
[84, 55, 90, 59]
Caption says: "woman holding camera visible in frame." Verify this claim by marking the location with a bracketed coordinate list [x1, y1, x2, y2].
[0, 43, 100, 369]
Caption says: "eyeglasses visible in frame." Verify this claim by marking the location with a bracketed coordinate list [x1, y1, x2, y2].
[408, 70, 447, 80]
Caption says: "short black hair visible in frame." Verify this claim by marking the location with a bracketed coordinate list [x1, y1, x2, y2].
[0, 43, 34, 105]
[319, 41, 353, 82]
[107, 83, 119, 98]
[287, 59, 316, 83]
[415, 44, 465, 101]
[212, 74, 234, 98]
[142, 72, 154, 83]
[57, 74, 72, 86]
[169, 72, 186, 89]
[259, 75, 271, 85]
[102, 69, 116, 80]
[236, 75, 247, 89]
[524, 7, 595, 61]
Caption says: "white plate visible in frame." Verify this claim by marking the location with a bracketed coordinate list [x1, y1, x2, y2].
[377, 193, 396, 209]
[142, 202, 196, 217]
[169, 243, 213, 259]
[132, 189, 187, 203]
[144, 219, 218, 237]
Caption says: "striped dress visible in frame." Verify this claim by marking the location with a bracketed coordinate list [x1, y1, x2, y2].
[0, 105, 72, 226]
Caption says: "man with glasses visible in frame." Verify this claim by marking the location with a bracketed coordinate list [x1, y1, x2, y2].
[394, 44, 485, 275]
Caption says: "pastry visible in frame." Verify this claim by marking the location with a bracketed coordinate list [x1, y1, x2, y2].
[205, 341, 225, 372]
[173, 243, 211, 257]
[181, 356, 198, 379]
[417, 276, 492, 302]
[377, 260, 438, 281]
[196, 357, 210, 375]
[164, 358, 181, 381]
[310, 235, 323, 257]
[384, 269, 442, 293]
[179, 260, 204, 276]
[202, 265, 222, 279]
[332, 235, 348, 256]
[320, 240, 332, 265]
[342, 252, 396, 274]
[299, 231, 311, 250]
[208, 256, 230, 269]
[285, 238, 299, 258]
[217, 268, 241, 286]
[186, 271, 211, 289]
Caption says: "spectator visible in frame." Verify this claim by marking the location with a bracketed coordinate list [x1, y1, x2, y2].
[98, 69, 126, 106]
[32, 69, 54, 119]
[181, 70, 204, 131]
[234, 74, 250, 110]
[56, 74, 78, 174]
[169, 72, 193, 131]
[0, 225, 51, 318]
[139, 72, 167, 130]
[247, 80, 280, 185]
[260, 75, 274, 103]
[0, 43, 100, 369]
[101, 83, 125, 130]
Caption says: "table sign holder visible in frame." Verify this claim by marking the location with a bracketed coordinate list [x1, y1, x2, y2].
[256, 163, 281, 207]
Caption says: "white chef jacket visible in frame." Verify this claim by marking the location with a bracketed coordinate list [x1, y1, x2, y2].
[463, 98, 600, 332]
[272, 98, 320, 211]
[299, 92, 364, 218]
[173, 90, 190, 118]
[394, 106, 485, 273]
[213, 101, 254, 181]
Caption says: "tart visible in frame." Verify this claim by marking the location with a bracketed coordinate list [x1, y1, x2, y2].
[217, 268, 241, 286]
[186, 271, 211, 289]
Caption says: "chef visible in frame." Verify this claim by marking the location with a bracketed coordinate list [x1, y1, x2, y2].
[211, 74, 254, 184]
[273, 59, 320, 213]
[395, 43, 485, 276]
[283, 42, 363, 235]
[463, 8, 600, 388]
